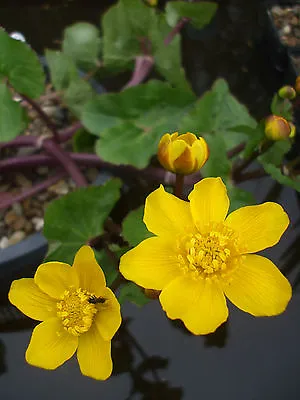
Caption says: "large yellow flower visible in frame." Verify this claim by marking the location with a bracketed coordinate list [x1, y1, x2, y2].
[120, 178, 292, 335]
[8, 246, 121, 380]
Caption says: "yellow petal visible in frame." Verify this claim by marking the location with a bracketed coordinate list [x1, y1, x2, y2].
[94, 288, 121, 341]
[35, 262, 79, 299]
[144, 185, 194, 237]
[159, 276, 228, 335]
[119, 237, 182, 290]
[8, 278, 57, 321]
[77, 324, 112, 380]
[72, 246, 106, 295]
[188, 177, 229, 233]
[223, 254, 292, 316]
[225, 202, 289, 253]
[26, 318, 78, 369]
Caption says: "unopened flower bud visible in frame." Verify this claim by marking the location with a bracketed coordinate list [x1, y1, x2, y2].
[157, 132, 209, 175]
[289, 122, 296, 138]
[278, 85, 296, 100]
[295, 76, 300, 94]
[265, 115, 292, 141]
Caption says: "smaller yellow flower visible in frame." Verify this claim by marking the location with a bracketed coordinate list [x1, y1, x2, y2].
[278, 85, 296, 100]
[157, 132, 209, 175]
[147, 0, 158, 6]
[8, 246, 121, 380]
[265, 115, 292, 141]
[289, 122, 296, 139]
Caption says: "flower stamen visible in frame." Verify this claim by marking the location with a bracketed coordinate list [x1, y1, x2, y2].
[178, 224, 239, 280]
[57, 288, 99, 336]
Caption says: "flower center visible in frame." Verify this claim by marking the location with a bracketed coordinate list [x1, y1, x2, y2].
[178, 224, 239, 279]
[57, 288, 98, 336]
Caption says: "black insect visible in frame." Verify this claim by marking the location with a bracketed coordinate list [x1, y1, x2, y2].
[88, 295, 106, 304]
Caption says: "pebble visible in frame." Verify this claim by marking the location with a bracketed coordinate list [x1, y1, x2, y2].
[15, 173, 32, 188]
[6, 231, 26, 246]
[31, 217, 44, 231]
[4, 210, 19, 226]
[12, 203, 23, 216]
[281, 25, 291, 35]
[48, 180, 69, 195]
[12, 216, 27, 231]
[0, 237, 9, 249]
[37, 166, 49, 175]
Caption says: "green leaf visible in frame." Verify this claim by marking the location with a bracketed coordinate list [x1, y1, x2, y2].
[260, 163, 300, 192]
[180, 79, 257, 150]
[63, 79, 94, 118]
[166, 1, 217, 29]
[118, 282, 149, 307]
[0, 30, 45, 98]
[259, 141, 291, 167]
[102, 0, 156, 70]
[45, 49, 78, 91]
[122, 206, 153, 246]
[101, 0, 190, 89]
[62, 22, 101, 69]
[201, 134, 231, 179]
[73, 128, 96, 153]
[82, 80, 195, 168]
[44, 179, 121, 264]
[270, 94, 293, 121]
[150, 14, 191, 91]
[227, 185, 255, 213]
[0, 83, 24, 142]
[95, 249, 119, 286]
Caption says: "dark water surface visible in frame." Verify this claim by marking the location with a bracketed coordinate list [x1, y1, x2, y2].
[1, 1, 300, 399]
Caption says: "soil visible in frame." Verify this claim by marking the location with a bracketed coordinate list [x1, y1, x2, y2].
[0, 88, 100, 250]
[270, 5, 300, 48]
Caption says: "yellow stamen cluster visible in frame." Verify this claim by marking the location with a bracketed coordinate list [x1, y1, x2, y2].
[57, 288, 98, 336]
[178, 225, 239, 279]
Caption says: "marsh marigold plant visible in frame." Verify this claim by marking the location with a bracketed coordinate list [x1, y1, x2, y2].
[120, 177, 292, 335]
[9, 246, 121, 380]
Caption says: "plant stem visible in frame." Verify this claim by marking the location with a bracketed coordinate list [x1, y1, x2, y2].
[227, 142, 246, 159]
[174, 173, 185, 199]
[20, 93, 60, 142]
[58, 121, 83, 143]
[123, 55, 154, 89]
[232, 140, 273, 179]
[42, 140, 87, 187]
[164, 17, 190, 46]
[0, 122, 82, 150]
[234, 168, 267, 183]
[0, 170, 67, 210]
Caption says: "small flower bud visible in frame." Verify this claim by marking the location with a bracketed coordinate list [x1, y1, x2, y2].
[264, 115, 292, 141]
[295, 76, 300, 95]
[157, 132, 209, 175]
[289, 122, 296, 138]
[278, 85, 296, 100]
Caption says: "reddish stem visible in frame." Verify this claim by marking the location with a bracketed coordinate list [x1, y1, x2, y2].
[164, 17, 190, 46]
[21, 93, 60, 142]
[58, 121, 83, 143]
[42, 140, 87, 187]
[227, 142, 246, 159]
[0, 170, 67, 210]
[122, 55, 154, 90]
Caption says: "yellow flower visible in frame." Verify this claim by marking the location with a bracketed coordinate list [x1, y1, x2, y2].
[264, 115, 292, 141]
[119, 178, 291, 335]
[157, 132, 209, 175]
[8, 246, 121, 380]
